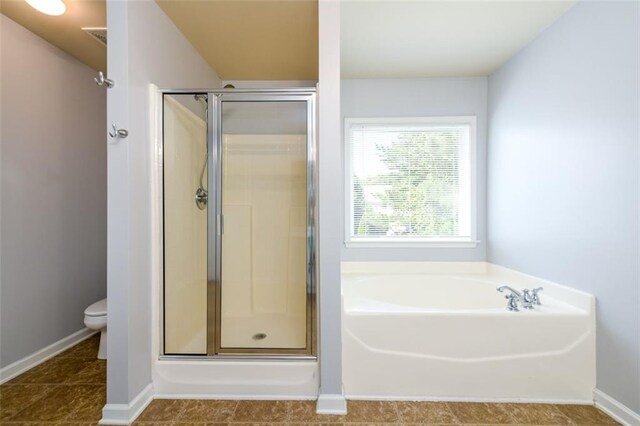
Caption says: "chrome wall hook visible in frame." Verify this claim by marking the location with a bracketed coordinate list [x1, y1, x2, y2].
[95, 71, 114, 88]
[109, 124, 128, 139]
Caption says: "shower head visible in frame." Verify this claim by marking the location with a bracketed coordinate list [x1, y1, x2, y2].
[194, 94, 207, 104]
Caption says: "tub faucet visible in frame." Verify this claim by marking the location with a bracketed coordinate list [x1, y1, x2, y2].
[497, 285, 544, 311]
[497, 285, 522, 312]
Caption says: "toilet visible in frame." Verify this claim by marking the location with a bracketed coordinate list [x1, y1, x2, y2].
[84, 298, 107, 360]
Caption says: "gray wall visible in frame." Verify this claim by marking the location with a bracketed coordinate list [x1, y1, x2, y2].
[0, 15, 107, 367]
[487, 1, 639, 412]
[341, 77, 487, 261]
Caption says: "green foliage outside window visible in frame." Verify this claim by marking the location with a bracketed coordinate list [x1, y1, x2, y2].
[353, 130, 460, 238]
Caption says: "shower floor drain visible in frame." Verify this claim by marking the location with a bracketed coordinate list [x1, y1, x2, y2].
[252, 333, 267, 341]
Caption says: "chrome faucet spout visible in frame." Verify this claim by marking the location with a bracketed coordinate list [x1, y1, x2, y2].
[497, 285, 522, 298]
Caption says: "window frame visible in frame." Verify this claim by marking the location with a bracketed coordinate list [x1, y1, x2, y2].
[344, 116, 478, 248]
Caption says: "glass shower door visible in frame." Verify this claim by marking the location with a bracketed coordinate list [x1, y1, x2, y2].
[214, 97, 312, 354]
[162, 90, 315, 358]
[163, 93, 208, 355]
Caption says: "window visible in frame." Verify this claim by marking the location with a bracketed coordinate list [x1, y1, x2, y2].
[345, 116, 476, 247]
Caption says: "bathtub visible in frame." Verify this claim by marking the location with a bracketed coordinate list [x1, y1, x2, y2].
[342, 262, 596, 403]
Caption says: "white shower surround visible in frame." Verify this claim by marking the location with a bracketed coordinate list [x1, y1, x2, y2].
[153, 359, 318, 399]
[150, 90, 319, 400]
[342, 262, 595, 403]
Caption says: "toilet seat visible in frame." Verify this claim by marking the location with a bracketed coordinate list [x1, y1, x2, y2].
[84, 298, 107, 317]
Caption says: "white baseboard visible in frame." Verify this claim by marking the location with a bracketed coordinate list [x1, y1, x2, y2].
[594, 389, 640, 426]
[0, 328, 97, 384]
[317, 393, 347, 415]
[100, 383, 154, 425]
[345, 394, 592, 404]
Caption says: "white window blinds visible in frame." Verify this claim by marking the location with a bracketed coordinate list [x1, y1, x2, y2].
[346, 117, 474, 244]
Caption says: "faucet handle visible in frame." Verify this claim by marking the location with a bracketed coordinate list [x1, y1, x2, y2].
[521, 289, 534, 309]
[531, 287, 543, 305]
[504, 293, 520, 312]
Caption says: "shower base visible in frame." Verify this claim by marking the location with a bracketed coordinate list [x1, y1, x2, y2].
[220, 313, 307, 349]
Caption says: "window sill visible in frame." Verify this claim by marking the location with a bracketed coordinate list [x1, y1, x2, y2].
[344, 239, 480, 249]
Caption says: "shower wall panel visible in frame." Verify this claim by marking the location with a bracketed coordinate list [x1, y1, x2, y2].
[220, 134, 307, 349]
[163, 96, 208, 354]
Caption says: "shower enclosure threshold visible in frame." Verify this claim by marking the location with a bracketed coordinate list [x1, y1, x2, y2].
[153, 358, 318, 398]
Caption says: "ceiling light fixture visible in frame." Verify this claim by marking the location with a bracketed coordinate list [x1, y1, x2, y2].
[25, 0, 66, 16]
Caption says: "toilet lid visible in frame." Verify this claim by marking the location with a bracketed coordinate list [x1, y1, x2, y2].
[85, 299, 107, 317]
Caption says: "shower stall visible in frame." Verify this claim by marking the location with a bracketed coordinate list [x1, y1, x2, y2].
[161, 89, 316, 358]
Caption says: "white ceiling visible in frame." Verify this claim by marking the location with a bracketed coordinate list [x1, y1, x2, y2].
[341, 0, 577, 78]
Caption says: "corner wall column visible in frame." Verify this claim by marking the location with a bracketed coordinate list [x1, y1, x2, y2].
[316, 0, 346, 415]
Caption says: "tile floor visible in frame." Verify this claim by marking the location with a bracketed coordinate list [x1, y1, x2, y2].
[0, 335, 620, 425]
[0, 334, 105, 425]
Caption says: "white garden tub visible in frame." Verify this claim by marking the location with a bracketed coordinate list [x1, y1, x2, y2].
[342, 262, 596, 403]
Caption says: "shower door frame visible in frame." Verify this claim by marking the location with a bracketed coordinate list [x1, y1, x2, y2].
[161, 88, 317, 360]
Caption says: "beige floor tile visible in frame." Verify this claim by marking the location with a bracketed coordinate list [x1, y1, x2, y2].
[9, 417, 101, 424]
[286, 400, 345, 422]
[172, 422, 224, 426]
[65, 360, 106, 385]
[287, 423, 346, 426]
[232, 400, 289, 422]
[447, 402, 514, 424]
[5, 385, 71, 421]
[9, 357, 93, 385]
[135, 399, 189, 422]
[174, 423, 230, 426]
[65, 385, 106, 421]
[556, 404, 620, 425]
[343, 401, 400, 423]
[502, 403, 572, 425]
[175, 400, 238, 422]
[396, 401, 458, 424]
[0, 384, 57, 421]
[57, 335, 101, 359]
[133, 423, 174, 426]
